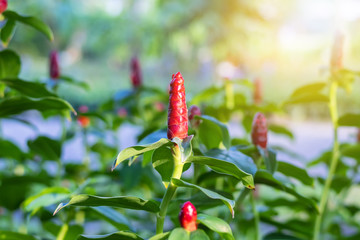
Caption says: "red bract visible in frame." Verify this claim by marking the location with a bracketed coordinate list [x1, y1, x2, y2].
[251, 112, 267, 149]
[167, 72, 188, 140]
[130, 57, 142, 88]
[179, 201, 197, 232]
[188, 105, 201, 128]
[49, 50, 60, 79]
[253, 77, 262, 105]
[0, 0, 7, 14]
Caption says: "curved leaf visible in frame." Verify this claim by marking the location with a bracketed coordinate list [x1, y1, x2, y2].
[0, 78, 56, 98]
[0, 139, 25, 161]
[53, 195, 160, 215]
[149, 232, 170, 240]
[169, 228, 189, 240]
[172, 178, 235, 217]
[268, 124, 294, 140]
[338, 113, 360, 127]
[197, 214, 234, 240]
[0, 231, 37, 240]
[112, 138, 171, 170]
[28, 136, 61, 161]
[0, 49, 21, 79]
[277, 161, 314, 186]
[23, 187, 70, 212]
[60, 75, 90, 90]
[78, 232, 144, 240]
[190, 230, 210, 240]
[197, 115, 230, 149]
[3, 10, 54, 41]
[1, 19, 16, 45]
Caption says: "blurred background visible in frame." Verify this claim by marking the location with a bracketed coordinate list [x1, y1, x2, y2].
[7, 0, 360, 109]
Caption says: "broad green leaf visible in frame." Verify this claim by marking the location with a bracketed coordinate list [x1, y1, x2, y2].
[112, 138, 171, 170]
[0, 78, 56, 98]
[3, 10, 54, 41]
[342, 144, 360, 160]
[0, 139, 25, 161]
[338, 113, 360, 127]
[172, 178, 235, 217]
[78, 232, 144, 240]
[268, 124, 294, 140]
[0, 49, 21, 79]
[53, 195, 160, 215]
[264, 232, 302, 240]
[260, 148, 277, 174]
[169, 228, 190, 240]
[23, 187, 70, 212]
[206, 148, 257, 176]
[290, 82, 327, 98]
[59, 75, 90, 90]
[0, 96, 75, 118]
[186, 154, 255, 189]
[0, 231, 37, 240]
[90, 206, 130, 231]
[28, 136, 61, 161]
[255, 170, 318, 212]
[277, 161, 314, 186]
[197, 214, 234, 240]
[152, 146, 174, 183]
[1, 19, 16, 45]
[197, 115, 230, 149]
[190, 230, 210, 240]
[149, 232, 170, 240]
[284, 93, 329, 105]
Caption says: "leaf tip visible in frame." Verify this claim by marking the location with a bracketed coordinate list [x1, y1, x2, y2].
[53, 202, 65, 216]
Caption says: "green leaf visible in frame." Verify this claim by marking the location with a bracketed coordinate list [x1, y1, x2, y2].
[186, 151, 255, 189]
[78, 232, 144, 240]
[0, 78, 56, 98]
[197, 115, 230, 150]
[172, 178, 235, 217]
[169, 228, 190, 240]
[152, 146, 174, 184]
[0, 49, 21, 79]
[190, 230, 210, 240]
[268, 124, 294, 140]
[264, 232, 302, 240]
[59, 75, 90, 90]
[0, 96, 75, 118]
[290, 82, 327, 97]
[341, 144, 360, 160]
[260, 148, 277, 174]
[197, 214, 234, 240]
[3, 10, 54, 41]
[338, 113, 360, 127]
[0, 231, 37, 240]
[255, 170, 318, 212]
[23, 187, 70, 212]
[284, 82, 328, 105]
[112, 138, 171, 170]
[0, 139, 25, 161]
[53, 195, 160, 215]
[90, 206, 130, 231]
[28, 136, 61, 161]
[277, 161, 314, 186]
[149, 232, 170, 240]
[191, 86, 222, 105]
[1, 19, 16, 45]
[172, 135, 194, 162]
[43, 222, 83, 240]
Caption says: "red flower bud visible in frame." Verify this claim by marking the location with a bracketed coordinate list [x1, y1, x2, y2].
[77, 105, 90, 128]
[251, 112, 267, 149]
[167, 72, 188, 140]
[253, 77, 262, 105]
[117, 108, 127, 118]
[330, 31, 345, 72]
[188, 105, 201, 128]
[179, 201, 197, 232]
[130, 57, 142, 88]
[49, 50, 60, 79]
[0, 0, 7, 14]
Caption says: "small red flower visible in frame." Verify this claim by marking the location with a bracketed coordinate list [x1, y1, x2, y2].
[77, 105, 90, 128]
[179, 201, 197, 232]
[154, 101, 165, 112]
[130, 56, 142, 88]
[251, 112, 267, 149]
[167, 72, 188, 140]
[49, 50, 60, 79]
[253, 77, 262, 105]
[117, 108, 127, 118]
[188, 105, 201, 128]
[0, 0, 7, 14]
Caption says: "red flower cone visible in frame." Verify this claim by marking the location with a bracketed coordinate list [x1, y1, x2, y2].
[130, 56, 142, 88]
[0, 0, 7, 14]
[49, 50, 60, 79]
[251, 112, 267, 149]
[179, 201, 197, 232]
[167, 72, 188, 140]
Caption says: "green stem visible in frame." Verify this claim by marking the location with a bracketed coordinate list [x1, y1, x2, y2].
[56, 223, 68, 240]
[156, 145, 183, 234]
[313, 81, 339, 240]
[225, 80, 234, 110]
[250, 192, 260, 240]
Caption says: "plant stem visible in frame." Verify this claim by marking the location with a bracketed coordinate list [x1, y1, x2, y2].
[313, 81, 339, 240]
[56, 223, 68, 240]
[225, 80, 234, 110]
[250, 192, 260, 240]
[156, 145, 183, 234]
